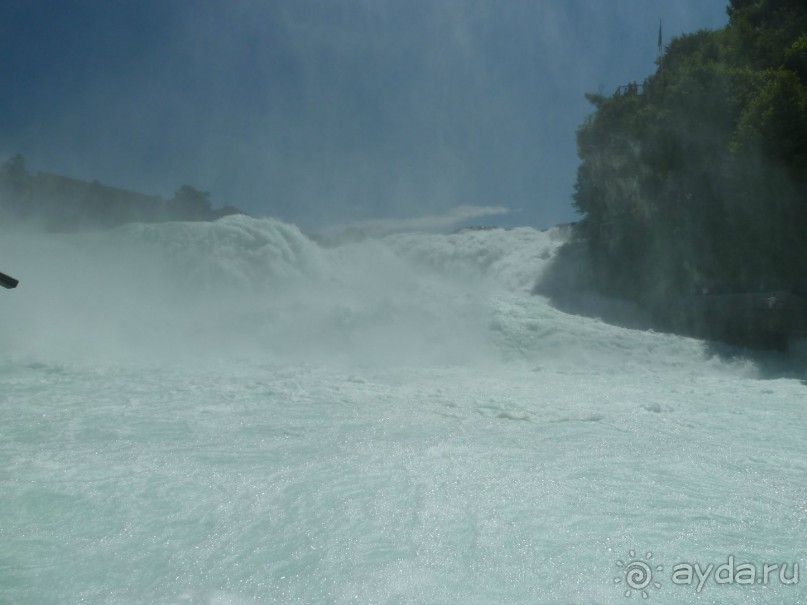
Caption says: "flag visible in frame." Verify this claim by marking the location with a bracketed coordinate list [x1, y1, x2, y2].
[658, 19, 663, 52]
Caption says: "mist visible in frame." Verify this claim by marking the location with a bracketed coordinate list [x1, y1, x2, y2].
[1, 1, 728, 231]
[0, 215, 562, 368]
[7, 5, 807, 603]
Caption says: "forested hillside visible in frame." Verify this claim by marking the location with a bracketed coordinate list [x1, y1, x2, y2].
[0, 155, 241, 231]
[573, 0, 807, 314]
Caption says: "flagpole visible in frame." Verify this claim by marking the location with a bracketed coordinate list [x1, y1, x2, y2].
[658, 18, 663, 86]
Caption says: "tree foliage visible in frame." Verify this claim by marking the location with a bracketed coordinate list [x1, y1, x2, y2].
[574, 1, 807, 309]
[0, 158, 241, 230]
[170, 185, 213, 220]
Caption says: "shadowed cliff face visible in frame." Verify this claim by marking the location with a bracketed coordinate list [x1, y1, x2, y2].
[535, 222, 807, 352]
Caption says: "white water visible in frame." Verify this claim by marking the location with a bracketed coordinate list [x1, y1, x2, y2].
[2, 215, 806, 604]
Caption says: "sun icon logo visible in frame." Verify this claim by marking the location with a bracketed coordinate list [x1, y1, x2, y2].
[614, 550, 663, 598]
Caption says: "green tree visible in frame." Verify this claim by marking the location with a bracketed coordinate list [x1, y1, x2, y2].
[170, 185, 212, 220]
[572, 0, 807, 317]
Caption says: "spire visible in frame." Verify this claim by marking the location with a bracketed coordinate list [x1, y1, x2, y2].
[658, 18, 663, 53]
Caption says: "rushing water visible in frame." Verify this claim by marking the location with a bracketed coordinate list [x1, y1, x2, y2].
[1, 215, 806, 604]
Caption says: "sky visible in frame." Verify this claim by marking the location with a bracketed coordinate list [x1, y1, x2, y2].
[0, 1, 730, 233]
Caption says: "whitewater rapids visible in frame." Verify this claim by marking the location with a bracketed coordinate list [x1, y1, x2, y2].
[1, 215, 805, 604]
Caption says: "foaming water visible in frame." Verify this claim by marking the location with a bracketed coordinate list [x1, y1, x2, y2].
[0, 216, 758, 372]
[2, 216, 513, 366]
[2, 216, 806, 604]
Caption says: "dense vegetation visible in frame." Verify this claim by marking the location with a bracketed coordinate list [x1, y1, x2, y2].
[0, 154, 241, 231]
[573, 0, 807, 314]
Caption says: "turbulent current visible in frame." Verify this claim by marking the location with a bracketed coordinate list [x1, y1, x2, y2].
[1, 215, 806, 604]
